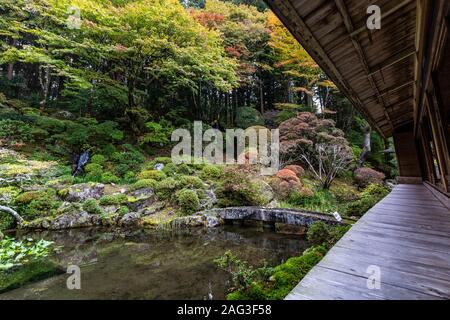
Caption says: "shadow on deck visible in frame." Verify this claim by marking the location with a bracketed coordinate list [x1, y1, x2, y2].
[286, 184, 450, 300]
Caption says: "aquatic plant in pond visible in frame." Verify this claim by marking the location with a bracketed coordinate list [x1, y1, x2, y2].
[0, 237, 56, 271]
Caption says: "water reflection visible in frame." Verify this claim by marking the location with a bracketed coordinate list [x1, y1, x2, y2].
[2, 226, 310, 300]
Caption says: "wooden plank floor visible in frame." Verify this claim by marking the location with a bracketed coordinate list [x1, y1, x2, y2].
[286, 184, 450, 300]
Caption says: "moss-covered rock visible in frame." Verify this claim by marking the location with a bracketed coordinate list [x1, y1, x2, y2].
[99, 193, 128, 206]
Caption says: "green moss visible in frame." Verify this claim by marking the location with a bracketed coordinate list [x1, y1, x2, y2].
[176, 188, 200, 215]
[0, 260, 62, 293]
[90, 154, 106, 165]
[177, 163, 193, 175]
[225, 246, 327, 300]
[85, 163, 103, 181]
[15, 188, 60, 220]
[100, 172, 120, 184]
[162, 162, 177, 176]
[155, 178, 180, 200]
[118, 206, 129, 217]
[344, 183, 390, 217]
[0, 186, 20, 205]
[82, 199, 104, 215]
[307, 221, 351, 248]
[199, 164, 224, 181]
[99, 194, 128, 206]
[138, 170, 166, 181]
[177, 175, 206, 190]
[131, 179, 158, 191]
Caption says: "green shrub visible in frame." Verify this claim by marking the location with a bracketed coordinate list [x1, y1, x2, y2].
[0, 119, 33, 146]
[35, 116, 66, 133]
[275, 109, 297, 124]
[344, 183, 390, 217]
[221, 246, 327, 300]
[141, 120, 174, 146]
[138, 170, 166, 181]
[82, 199, 104, 215]
[216, 168, 269, 207]
[99, 194, 128, 206]
[131, 179, 158, 191]
[177, 163, 193, 175]
[307, 221, 351, 248]
[101, 172, 120, 184]
[177, 175, 206, 190]
[118, 206, 129, 217]
[287, 189, 338, 213]
[155, 178, 180, 200]
[85, 163, 103, 182]
[176, 188, 200, 214]
[235, 107, 264, 129]
[306, 221, 330, 246]
[15, 189, 60, 220]
[162, 162, 177, 176]
[111, 147, 145, 177]
[199, 164, 224, 181]
[122, 171, 137, 184]
[152, 157, 173, 165]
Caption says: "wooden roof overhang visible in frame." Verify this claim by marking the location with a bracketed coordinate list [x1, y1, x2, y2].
[265, 0, 418, 138]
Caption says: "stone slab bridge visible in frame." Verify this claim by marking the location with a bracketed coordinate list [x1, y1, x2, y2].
[264, 0, 450, 300]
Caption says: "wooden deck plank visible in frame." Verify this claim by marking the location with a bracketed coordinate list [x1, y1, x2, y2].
[286, 184, 450, 300]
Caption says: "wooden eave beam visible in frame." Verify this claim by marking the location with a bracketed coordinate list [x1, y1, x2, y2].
[368, 48, 416, 76]
[335, 0, 394, 132]
[350, 0, 416, 38]
[378, 80, 415, 98]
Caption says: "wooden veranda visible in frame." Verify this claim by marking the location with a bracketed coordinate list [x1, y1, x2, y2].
[265, 0, 450, 299]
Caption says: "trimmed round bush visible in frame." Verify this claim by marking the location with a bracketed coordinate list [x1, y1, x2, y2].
[354, 167, 385, 187]
[176, 188, 200, 215]
[82, 199, 104, 215]
[177, 175, 206, 190]
[283, 165, 305, 178]
[90, 155, 106, 165]
[155, 178, 180, 200]
[138, 170, 166, 181]
[131, 179, 158, 191]
[235, 107, 264, 129]
[306, 221, 330, 246]
[101, 172, 120, 184]
[99, 194, 128, 206]
[199, 165, 223, 181]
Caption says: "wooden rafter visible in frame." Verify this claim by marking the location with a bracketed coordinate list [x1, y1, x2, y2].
[368, 48, 416, 76]
[350, 0, 416, 38]
[335, 0, 394, 132]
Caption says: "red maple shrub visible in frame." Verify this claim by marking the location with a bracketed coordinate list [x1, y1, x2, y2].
[283, 165, 305, 177]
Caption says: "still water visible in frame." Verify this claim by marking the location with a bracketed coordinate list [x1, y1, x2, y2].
[2, 226, 310, 300]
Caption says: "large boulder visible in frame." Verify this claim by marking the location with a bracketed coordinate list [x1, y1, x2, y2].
[119, 212, 141, 226]
[64, 183, 105, 202]
[51, 211, 94, 230]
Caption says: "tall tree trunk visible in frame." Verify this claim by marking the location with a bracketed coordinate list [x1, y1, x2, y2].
[259, 79, 264, 114]
[39, 65, 51, 112]
[7, 39, 16, 80]
[356, 126, 372, 169]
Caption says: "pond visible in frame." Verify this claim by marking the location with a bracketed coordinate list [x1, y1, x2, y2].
[1, 225, 310, 300]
